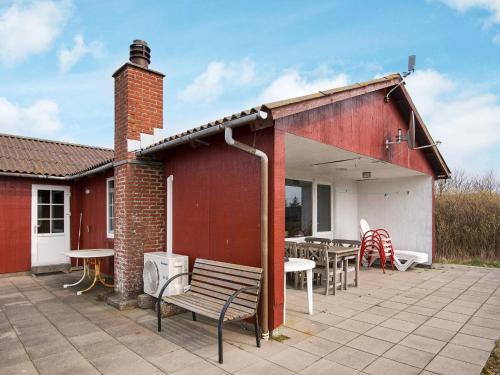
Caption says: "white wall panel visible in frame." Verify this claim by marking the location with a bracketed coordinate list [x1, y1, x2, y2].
[357, 176, 433, 264]
[333, 180, 359, 240]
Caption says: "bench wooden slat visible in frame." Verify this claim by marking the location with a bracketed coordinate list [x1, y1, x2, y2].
[192, 274, 258, 291]
[190, 283, 258, 309]
[195, 263, 262, 280]
[190, 280, 258, 302]
[194, 268, 260, 286]
[164, 297, 223, 320]
[195, 259, 262, 274]
[182, 293, 254, 316]
[165, 294, 250, 321]
[189, 292, 255, 315]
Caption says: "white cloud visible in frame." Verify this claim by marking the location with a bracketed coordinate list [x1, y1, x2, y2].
[259, 68, 349, 103]
[58, 34, 104, 73]
[434, 0, 500, 43]
[406, 69, 500, 170]
[0, 97, 62, 134]
[0, 0, 71, 66]
[178, 59, 256, 102]
[435, 0, 500, 22]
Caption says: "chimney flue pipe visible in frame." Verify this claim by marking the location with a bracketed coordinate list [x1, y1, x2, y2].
[129, 39, 151, 68]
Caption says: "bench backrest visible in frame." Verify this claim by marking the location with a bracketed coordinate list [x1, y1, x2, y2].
[191, 259, 263, 313]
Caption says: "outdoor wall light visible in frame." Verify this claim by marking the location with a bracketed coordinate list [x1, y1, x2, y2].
[85, 188, 90, 195]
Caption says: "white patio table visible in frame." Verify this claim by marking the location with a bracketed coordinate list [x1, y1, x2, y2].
[284, 258, 315, 323]
[62, 249, 115, 295]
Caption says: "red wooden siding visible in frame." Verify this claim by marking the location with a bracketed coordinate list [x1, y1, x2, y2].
[162, 126, 283, 329]
[0, 177, 32, 273]
[0, 171, 113, 274]
[71, 170, 114, 274]
[275, 90, 436, 177]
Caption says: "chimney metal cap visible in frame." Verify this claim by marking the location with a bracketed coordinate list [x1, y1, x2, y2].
[130, 39, 151, 68]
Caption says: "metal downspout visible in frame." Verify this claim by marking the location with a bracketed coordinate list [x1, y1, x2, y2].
[224, 126, 269, 339]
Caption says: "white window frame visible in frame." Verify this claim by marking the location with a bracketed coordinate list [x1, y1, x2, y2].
[106, 177, 115, 238]
[285, 176, 334, 241]
[314, 180, 334, 238]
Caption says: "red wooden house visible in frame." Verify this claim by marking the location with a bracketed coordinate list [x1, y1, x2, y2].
[0, 41, 449, 335]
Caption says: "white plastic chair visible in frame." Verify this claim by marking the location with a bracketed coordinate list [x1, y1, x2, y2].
[359, 219, 428, 271]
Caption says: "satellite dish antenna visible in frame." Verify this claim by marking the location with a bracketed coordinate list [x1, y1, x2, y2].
[385, 55, 416, 101]
[408, 111, 416, 149]
[404, 55, 416, 77]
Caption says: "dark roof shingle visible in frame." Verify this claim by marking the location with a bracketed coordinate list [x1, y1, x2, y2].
[0, 134, 114, 177]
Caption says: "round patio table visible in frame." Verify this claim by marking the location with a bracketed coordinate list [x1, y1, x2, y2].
[284, 258, 315, 323]
[62, 250, 115, 295]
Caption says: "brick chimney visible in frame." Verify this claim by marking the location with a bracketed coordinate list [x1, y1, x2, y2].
[113, 40, 164, 160]
[110, 40, 166, 304]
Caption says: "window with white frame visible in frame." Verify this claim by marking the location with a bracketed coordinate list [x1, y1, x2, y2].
[285, 179, 312, 237]
[106, 178, 114, 238]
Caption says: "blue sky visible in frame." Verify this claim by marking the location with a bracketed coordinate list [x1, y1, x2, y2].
[0, 0, 499, 173]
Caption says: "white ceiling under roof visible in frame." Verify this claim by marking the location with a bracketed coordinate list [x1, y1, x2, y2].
[285, 133, 425, 181]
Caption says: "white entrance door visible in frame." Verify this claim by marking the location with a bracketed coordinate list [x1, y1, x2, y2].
[31, 185, 71, 266]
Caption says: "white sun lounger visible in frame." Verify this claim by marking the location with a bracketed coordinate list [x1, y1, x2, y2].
[360, 219, 429, 272]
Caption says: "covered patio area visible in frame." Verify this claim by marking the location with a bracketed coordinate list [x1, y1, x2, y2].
[285, 133, 433, 264]
[2, 265, 499, 375]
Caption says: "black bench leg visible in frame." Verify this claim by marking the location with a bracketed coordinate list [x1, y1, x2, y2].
[192, 312, 197, 321]
[254, 313, 261, 348]
[157, 299, 162, 332]
[217, 318, 224, 364]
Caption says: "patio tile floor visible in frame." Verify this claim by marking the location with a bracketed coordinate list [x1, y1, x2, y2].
[1, 264, 499, 374]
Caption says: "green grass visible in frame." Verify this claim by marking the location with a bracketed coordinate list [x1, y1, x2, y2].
[437, 258, 500, 268]
[482, 340, 500, 375]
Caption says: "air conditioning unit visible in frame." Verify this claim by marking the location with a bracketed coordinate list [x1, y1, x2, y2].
[143, 252, 189, 298]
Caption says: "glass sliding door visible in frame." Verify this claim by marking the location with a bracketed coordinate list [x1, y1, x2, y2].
[316, 183, 333, 238]
[285, 179, 312, 238]
[317, 184, 331, 232]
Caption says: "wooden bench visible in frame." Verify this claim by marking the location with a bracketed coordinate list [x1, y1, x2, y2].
[156, 258, 263, 363]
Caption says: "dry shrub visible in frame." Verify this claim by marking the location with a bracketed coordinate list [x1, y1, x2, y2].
[436, 170, 500, 262]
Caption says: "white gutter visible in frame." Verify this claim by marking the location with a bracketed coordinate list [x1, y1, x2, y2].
[0, 171, 68, 180]
[224, 125, 269, 339]
[136, 111, 267, 156]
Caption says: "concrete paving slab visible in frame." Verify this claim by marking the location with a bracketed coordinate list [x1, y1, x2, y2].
[451, 332, 495, 351]
[425, 355, 483, 375]
[347, 335, 394, 356]
[379, 317, 420, 333]
[316, 326, 359, 344]
[334, 318, 375, 333]
[325, 345, 377, 370]
[399, 334, 446, 354]
[412, 325, 456, 342]
[364, 325, 408, 343]
[268, 346, 320, 372]
[300, 358, 358, 375]
[382, 344, 434, 368]
[292, 335, 341, 356]
[235, 359, 293, 375]
[364, 357, 420, 375]
[440, 343, 491, 366]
